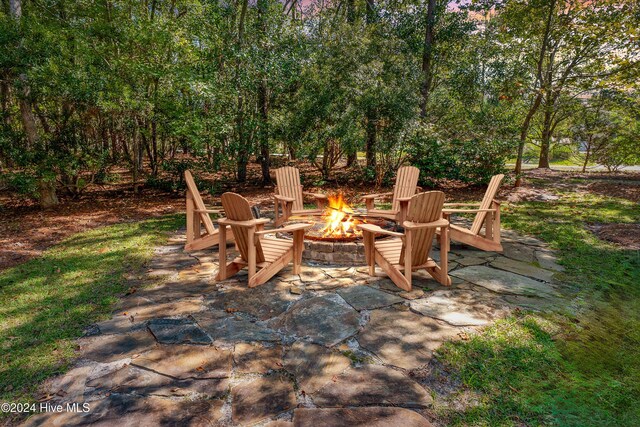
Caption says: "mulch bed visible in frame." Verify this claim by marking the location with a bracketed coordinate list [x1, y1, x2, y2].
[586, 223, 640, 250]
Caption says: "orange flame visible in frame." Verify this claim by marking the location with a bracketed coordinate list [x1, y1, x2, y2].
[319, 193, 362, 239]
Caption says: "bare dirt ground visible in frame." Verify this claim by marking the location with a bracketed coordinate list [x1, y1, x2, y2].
[1, 163, 638, 271]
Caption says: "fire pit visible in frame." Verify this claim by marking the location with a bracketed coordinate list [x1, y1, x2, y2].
[279, 193, 398, 265]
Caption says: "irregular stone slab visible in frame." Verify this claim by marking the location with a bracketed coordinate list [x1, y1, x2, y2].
[194, 311, 279, 345]
[40, 363, 94, 404]
[502, 294, 563, 312]
[232, 373, 296, 425]
[133, 345, 231, 379]
[293, 407, 433, 427]
[23, 394, 224, 427]
[399, 289, 425, 300]
[148, 318, 212, 345]
[337, 286, 404, 310]
[136, 282, 218, 302]
[86, 364, 227, 397]
[273, 294, 360, 347]
[410, 290, 508, 326]
[449, 249, 494, 259]
[234, 343, 283, 373]
[490, 257, 556, 283]
[450, 266, 557, 297]
[78, 331, 156, 363]
[312, 364, 432, 408]
[357, 308, 460, 369]
[283, 341, 351, 393]
[535, 250, 565, 272]
[502, 242, 537, 263]
[457, 256, 487, 267]
[307, 277, 355, 290]
[298, 266, 328, 283]
[207, 281, 297, 320]
[99, 298, 204, 334]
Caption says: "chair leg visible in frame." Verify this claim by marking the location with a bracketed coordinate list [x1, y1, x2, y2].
[404, 230, 413, 291]
[293, 230, 304, 274]
[363, 231, 375, 275]
[217, 225, 228, 280]
[439, 225, 451, 286]
[248, 227, 256, 281]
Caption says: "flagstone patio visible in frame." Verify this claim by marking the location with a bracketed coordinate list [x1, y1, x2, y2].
[23, 226, 567, 427]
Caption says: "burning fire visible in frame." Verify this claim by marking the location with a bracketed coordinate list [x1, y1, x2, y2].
[319, 193, 362, 239]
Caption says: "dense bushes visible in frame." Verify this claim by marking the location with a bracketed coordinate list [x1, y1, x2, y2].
[408, 126, 511, 185]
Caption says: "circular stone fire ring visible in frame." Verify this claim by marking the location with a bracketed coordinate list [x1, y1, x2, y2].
[279, 214, 398, 265]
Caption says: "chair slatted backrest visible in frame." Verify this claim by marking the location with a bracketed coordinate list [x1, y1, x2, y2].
[391, 166, 420, 213]
[221, 192, 265, 263]
[275, 167, 305, 211]
[185, 170, 216, 235]
[400, 191, 445, 267]
[470, 174, 504, 235]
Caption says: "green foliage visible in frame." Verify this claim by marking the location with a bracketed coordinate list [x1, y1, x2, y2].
[408, 125, 510, 185]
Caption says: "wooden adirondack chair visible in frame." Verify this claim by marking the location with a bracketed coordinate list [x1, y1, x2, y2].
[184, 170, 232, 251]
[441, 174, 504, 252]
[358, 191, 451, 291]
[217, 192, 311, 287]
[274, 166, 328, 227]
[361, 166, 421, 224]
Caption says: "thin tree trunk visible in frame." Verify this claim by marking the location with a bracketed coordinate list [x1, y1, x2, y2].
[420, 0, 436, 118]
[365, 111, 377, 169]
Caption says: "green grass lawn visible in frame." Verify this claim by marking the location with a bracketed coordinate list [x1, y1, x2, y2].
[0, 215, 183, 408]
[437, 188, 640, 426]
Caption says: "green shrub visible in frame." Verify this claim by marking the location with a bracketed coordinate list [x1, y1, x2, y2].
[408, 128, 510, 185]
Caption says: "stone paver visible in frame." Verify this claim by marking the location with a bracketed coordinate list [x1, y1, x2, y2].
[133, 345, 232, 379]
[272, 294, 360, 346]
[410, 289, 508, 326]
[490, 256, 556, 282]
[194, 311, 280, 346]
[283, 341, 351, 393]
[78, 331, 157, 363]
[357, 308, 461, 369]
[147, 318, 212, 345]
[312, 364, 433, 408]
[232, 373, 296, 425]
[337, 285, 404, 310]
[451, 265, 558, 297]
[293, 407, 433, 427]
[234, 343, 283, 373]
[27, 224, 568, 427]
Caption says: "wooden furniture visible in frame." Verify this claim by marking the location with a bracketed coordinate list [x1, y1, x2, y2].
[217, 192, 311, 287]
[358, 191, 451, 291]
[184, 170, 231, 251]
[361, 165, 421, 224]
[274, 166, 327, 227]
[441, 174, 504, 252]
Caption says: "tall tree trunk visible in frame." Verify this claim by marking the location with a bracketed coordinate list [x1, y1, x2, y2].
[365, 111, 377, 169]
[257, 0, 271, 186]
[582, 138, 592, 173]
[538, 105, 553, 168]
[514, 0, 555, 186]
[420, 0, 436, 118]
[346, 151, 357, 167]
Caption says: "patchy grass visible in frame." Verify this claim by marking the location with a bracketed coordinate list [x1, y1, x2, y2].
[0, 215, 183, 408]
[437, 188, 640, 426]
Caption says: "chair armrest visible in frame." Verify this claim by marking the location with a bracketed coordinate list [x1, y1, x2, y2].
[195, 209, 222, 214]
[219, 217, 271, 228]
[357, 223, 404, 237]
[443, 202, 481, 206]
[303, 191, 327, 200]
[361, 192, 393, 200]
[276, 223, 313, 233]
[397, 196, 412, 202]
[403, 219, 449, 230]
[492, 199, 501, 206]
[255, 223, 311, 238]
[274, 194, 295, 203]
[442, 208, 496, 214]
